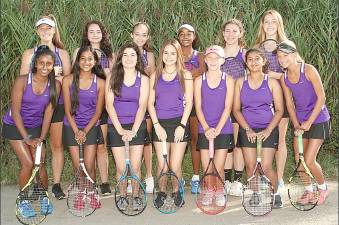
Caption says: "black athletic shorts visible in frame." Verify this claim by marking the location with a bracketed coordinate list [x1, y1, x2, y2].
[197, 133, 234, 152]
[237, 127, 279, 149]
[63, 125, 104, 146]
[152, 117, 190, 143]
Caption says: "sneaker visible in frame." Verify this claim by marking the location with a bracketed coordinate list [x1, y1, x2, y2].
[127, 181, 132, 194]
[154, 191, 166, 208]
[249, 193, 261, 206]
[74, 193, 85, 210]
[100, 183, 111, 196]
[145, 177, 154, 194]
[52, 183, 66, 200]
[132, 197, 143, 211]
[89, 193, 101, 209]
[297, 191, 318, 205]
[215, 190, 226, 207]
[172, 192, 184, 207]
[116, 196, 129, 211]
[317, 189, 329, 205]
[40, 197, 54, 214]
[273, 194, 283, 209]
[230, 181, 243, 196]
[224, 180, 232, 194]
[201, 190, 213, 206]
[18, 200, 36, 218]
[190, 180, 200, 194]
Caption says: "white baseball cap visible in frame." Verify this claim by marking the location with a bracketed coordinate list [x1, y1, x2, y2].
[35, 18, 55, 27]
[177, 23, 195, 33]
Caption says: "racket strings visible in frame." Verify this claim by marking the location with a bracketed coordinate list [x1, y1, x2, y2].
[260, 40, 282, 73]
[16, 181, 50, 224]
[243, 175, 273, 216]
[288, 171, 318, 211]
[222, 58, 245, 79]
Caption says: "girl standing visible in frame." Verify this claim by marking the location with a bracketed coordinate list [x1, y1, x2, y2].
[149, 39, 193, 207]
[277, 40, 330, 205]
[20, 15, 71, 199]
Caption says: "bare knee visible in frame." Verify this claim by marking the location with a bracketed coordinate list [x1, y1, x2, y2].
[262, 163, 273, 174]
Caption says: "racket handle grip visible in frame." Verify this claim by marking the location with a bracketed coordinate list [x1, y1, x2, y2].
[256, 137, 262, 156]
[209, 139, 214, 158]
[297, 134, 303, 154]
[79, 144, 84, 161]
[34, 143, 43, 165]
[124, 141, 130, 159]
[162, 140, 167, 155]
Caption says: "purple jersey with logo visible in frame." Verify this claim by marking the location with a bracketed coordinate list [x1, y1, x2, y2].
[284, 63, 330, 124]
[155, 74, 185, 119]
[63, 75, 99, 128]
[184, 50, 199, 71]
[3, 73, 50, 128]
[198, 72, 233, 134]
[240, 74, 274, 129]
[221, 48, 246, 79]
[108, 72, 141, 125]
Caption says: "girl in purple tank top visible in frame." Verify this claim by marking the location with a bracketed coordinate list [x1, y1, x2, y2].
[255, 10, 290, 191]
[19, 15, 72, 198]
[177, 23, 206, 189]
[2, 48, 60, 214]
[277, 40, 330, 204]
[233, 49, 284, 207]
[106, 42, 149, 201]
[73, 21, 115, 194]
[63, 46, 105, 205]
[220, 19, 247, 195]
[195, 45, 235, 204]
[149, 39, 193, 205]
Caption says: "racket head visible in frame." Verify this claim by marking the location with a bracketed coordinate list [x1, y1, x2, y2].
[221, 56, 246, 79]
[67, 167, 100, 217]
[242, 164, 273, 216]
[260, 39, 278, 53]
[288, 168, 319, 211]
[16, 169, 50, 225]
[196, 160, 226, 215]
[114, 174, 147, 216]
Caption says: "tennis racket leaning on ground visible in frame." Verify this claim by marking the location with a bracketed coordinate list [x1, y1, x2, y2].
[16, 142, 52, 225]
[242, 138, 274, 216]
[288, 134, 319, 211]
[67, 144, 100, 217]
[196, 139, 227, 215]
[114, 141, 147, 216]
[153, 140, 184, 214]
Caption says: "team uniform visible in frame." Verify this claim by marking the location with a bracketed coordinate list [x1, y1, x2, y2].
[63, 75, 104, 146]
[107, 72, 149, 147]
[196, 72, 234, 151]
[237, 74, 279, 148]
[284, 63, 330, 139]
[2, 73, 50, 140]
[152, 74, 190, 142]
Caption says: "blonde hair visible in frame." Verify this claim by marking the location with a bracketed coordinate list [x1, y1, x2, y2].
[154, 39, 186, 91]
[220, 18, 246, 48]
[279, 39, 304, 62]
[37, 14, 64, 49]
[255, 10, 288, 45]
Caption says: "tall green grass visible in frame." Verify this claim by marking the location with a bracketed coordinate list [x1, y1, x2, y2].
[1, 0, 338, 184]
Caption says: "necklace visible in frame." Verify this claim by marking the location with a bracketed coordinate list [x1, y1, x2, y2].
[163, 67, 177, 75]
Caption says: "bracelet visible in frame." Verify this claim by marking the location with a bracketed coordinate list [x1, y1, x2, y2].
[244, 127, 250, 132]
[179, 123, 186, 129]
[23, 134, 32, 142]
[153, 121, 159, 125]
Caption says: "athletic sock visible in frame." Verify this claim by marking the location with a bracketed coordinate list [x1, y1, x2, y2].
[234, 170, 243, 182]
[192, 174, 199, 181]
[224, 169, 233, 182]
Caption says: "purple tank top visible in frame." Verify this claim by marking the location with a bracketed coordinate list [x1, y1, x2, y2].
[155, 74, 185, 119]
[108, 72, 141, 125]
[198, 72, 233, 134]
[3, 73, 50, 128]
[240, 74, 274, 129]
[141, 49, 148, 68]
[260, 46, 283, 73]
[63, 75, 99, 128]
[184, 50, 199, 71]
[221, 48, 246, 79]
[284, 63, 330, 124]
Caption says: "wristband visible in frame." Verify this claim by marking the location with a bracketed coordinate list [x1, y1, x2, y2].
[153, 121, 159, 125]
[179, 123, 186, 129]
[244, 127, 250, 132]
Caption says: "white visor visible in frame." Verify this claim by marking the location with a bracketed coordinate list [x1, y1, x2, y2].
[178, 24, 195, 33]
[35, 18, 55, 28]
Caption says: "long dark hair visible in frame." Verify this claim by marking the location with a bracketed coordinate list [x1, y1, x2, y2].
[31, 45, 57, 108]
[71, 46, 105, 115]
[245, 48, 269, 73]
[81, 20, 113, 59]
[110, 42, 146, 97]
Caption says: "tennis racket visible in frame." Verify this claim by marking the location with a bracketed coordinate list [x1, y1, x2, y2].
[221, 55, 246, 79]
[16, 143, 52, 225]
[242, 138, 273, 216]
[114, 141, 147, 216]
[196, 139, 226, 215]
[67, 144, 100, 217]
[288, 134, 319, 211]
[153, 141, 184, 214]
[93, 48, 110, 69]
[259, 39, 282, 73]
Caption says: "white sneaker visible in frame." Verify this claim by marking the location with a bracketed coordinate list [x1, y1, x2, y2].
[277, 180, 285, 195]
[215, 191, 226, 207]
[224, 180, 232, 195]
[145, 177, 154, 194]
[127, 180, 132, 194]
[229, 181, 243, 196]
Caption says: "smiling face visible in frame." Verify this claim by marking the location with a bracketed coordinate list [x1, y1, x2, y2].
[205, 53, 225, 71]
[162, 44, 178, 66]
[223, 23, 242, 45]
[246, 51, 266, 73]
[121, 47, 138, 69]
[35, 54, 54, 76]
[263, 13, 278, 37]
[79, 50, 96, 72]
[132, 24, 149, 48]
[37, 24, 55, 43]
[178, 28, 195, 47]
[277, 50, 296, 69]
[87, 23, 103, 45]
